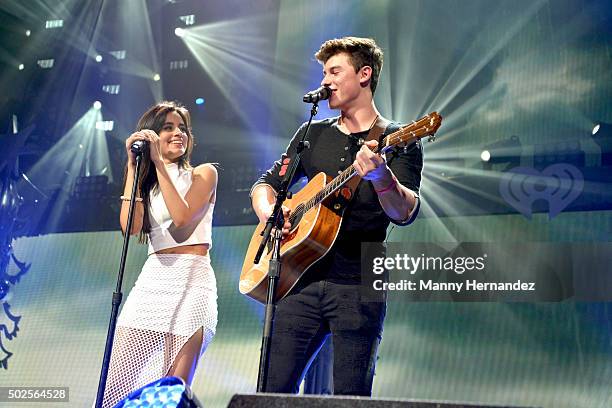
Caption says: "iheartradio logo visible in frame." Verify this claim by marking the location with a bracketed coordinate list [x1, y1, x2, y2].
[499, 164, 584, 219]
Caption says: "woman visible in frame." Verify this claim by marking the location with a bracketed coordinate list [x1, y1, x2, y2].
[101, 101, 217, 407]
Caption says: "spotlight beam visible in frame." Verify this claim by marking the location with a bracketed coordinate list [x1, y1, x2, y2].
[424, 0, 547, 115]
[425, 167, 509, 207]
[23, 108, 108, 231]
[181, 16, 306, 128]
[414, 197, 460, 242]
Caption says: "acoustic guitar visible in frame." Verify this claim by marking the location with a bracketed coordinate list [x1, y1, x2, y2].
[240, 112, 442, 303]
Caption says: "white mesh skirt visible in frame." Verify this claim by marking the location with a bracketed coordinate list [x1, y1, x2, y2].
[100, 253, 217, 408]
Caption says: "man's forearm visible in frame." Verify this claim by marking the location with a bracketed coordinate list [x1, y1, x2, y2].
[251, 184, 276, 222]
[371, 170, 418, 222]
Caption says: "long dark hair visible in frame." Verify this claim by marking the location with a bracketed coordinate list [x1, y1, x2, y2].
[122, 101, 194, 243]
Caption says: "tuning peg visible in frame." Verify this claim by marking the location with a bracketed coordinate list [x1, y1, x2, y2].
[428, 135, 436, 142]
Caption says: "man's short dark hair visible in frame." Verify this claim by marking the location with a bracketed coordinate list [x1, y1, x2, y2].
[315, 37, 384, 94]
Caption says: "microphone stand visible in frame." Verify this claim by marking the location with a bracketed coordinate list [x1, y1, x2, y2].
[95, 151, 143, 407]
[255, 101, 320, 392]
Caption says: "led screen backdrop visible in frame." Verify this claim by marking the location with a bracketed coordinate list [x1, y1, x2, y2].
[6, 212, 612, 407]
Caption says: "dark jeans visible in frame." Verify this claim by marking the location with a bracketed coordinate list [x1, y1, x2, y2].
[264, 256, 387, 396]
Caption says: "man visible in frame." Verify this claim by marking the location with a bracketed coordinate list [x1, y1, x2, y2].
[250, 36, 423, 395]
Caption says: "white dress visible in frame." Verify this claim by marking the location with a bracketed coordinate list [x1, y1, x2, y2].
[100, 163, 217, 408]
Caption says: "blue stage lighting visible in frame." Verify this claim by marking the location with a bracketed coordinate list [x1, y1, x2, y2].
[480, 150, 491, 162]
[179, 15, 195, 26]
[95, 121, 114, 131]
[591, 122, 612, 166]
[480, 135, 522, 171]
[109, 50, 126, 60]
[37, 59, 54, 69]
[195, 98, 204, 105]
[45, 19, 63, 29]
[170, 60, 189, 70]
[113, 377, 202, 408]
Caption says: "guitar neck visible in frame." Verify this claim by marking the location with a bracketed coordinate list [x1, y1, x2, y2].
[308, 165, 358, 210]
[288, 165, 358, 226]
[293, 134, 391, 219]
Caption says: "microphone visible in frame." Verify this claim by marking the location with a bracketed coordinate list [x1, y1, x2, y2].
[130, 140, 148, 155]
[303, 86, 332, 103]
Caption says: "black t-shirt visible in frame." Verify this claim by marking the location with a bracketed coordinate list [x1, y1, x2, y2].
[253, 117, 423, 242]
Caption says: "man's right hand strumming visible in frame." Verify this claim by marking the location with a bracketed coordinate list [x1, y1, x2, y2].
[251, 185, 292, 238]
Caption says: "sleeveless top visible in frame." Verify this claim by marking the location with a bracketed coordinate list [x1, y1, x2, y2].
[147, 162, 214, 255]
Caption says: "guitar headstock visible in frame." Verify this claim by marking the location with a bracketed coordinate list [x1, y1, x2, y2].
[381, 112, 442, 153]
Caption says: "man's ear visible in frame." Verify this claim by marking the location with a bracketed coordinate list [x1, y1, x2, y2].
[359, 66, 372, 88]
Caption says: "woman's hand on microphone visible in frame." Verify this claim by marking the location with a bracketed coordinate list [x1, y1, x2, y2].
[125, 130, 163, 166]
[140, 129, 163, 166]
[125, 132, 148, 166]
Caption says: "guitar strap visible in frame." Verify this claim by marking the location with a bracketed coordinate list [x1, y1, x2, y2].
[337, 116, 391, 205]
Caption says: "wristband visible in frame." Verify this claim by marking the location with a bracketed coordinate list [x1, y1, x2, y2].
[374, 176, 398, 194]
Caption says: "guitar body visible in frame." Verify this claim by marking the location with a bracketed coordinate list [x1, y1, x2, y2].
[240, 172, 343, 303]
